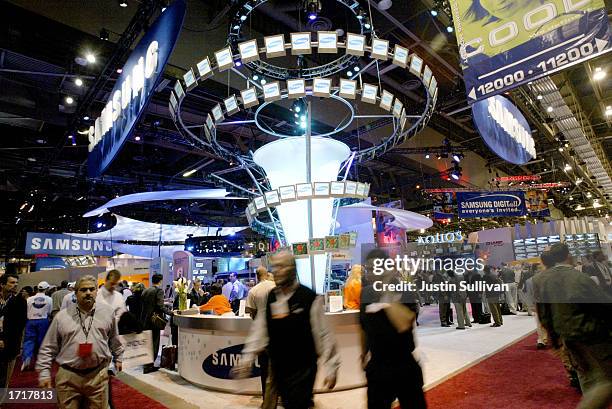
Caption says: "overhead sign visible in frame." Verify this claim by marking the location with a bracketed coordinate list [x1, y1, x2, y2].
[417, 231, 463, 245]
[449, 0, 612, 101]
[472, 95, 535, 165]
[87, 0, 186, 177]
[495, 175, 541, 182]
[25, 232, 114, 256]
[457, 191, 527, 218]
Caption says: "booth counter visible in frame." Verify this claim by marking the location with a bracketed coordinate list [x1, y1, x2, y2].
[174, 311, 365, 395]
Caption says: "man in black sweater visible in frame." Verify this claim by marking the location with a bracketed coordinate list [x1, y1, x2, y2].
[0, 274, 27, 392]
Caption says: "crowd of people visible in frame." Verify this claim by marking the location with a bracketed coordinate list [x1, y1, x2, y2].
[0, 243, 609, 408]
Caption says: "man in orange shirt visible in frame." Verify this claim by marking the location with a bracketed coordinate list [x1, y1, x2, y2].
[199, 283, 233, 315]
[344, 264, 363, 310]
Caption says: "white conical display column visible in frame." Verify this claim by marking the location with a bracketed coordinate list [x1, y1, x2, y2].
[253, 136, 350, 293]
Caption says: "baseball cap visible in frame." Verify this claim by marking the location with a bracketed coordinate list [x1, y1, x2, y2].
[38, 281, 50, 290]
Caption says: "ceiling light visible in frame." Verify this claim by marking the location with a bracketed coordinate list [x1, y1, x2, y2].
[593, 67, 606, 81]
[235, 60, 242, 67]
[85, 53, 96, 64]
[452, 153, 463, 162]
[606, 106, 612, 116]
[364, 23, 371, 29]
[74, 78, 83, 87]
[446, 26, 454, 33]
[260, 79, 267, 85]
[116, 68, 123, 74]
[593, 201, 603, 208]
[347, 70, 353, 77]
[547, 106, 553, 113]
[99, 29, 110, 41]
[65, 96, 74, 105]
[537, 94, 543, 100]
[134, 136, 141, 141]
[354, 66, 360, 72]
[28, 204, 35, 213]
[27, 157, 36, 162]
[378, 0, 392, 10]
[430, 10, 438, 16]
[240, 15, 247, 21]
[19, 202, 27, 210]
[118, 0, 128, 7]
[425, 153, 430, 159]
[183, 169, 197, 178]
[558, 147, 564, 152]
[564, 163, 572, 171]
[451, 171, 461, 180]
[252, 75, 259, 81]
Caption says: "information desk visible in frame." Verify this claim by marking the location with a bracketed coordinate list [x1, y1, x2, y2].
[174, 311, 365, 395]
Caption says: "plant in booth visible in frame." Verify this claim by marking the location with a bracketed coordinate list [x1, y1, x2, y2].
[174, 277, 191, 310]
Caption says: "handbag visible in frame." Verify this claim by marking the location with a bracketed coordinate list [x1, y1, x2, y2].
[150, 311, 168, 330]
[160, 344, 177, 370]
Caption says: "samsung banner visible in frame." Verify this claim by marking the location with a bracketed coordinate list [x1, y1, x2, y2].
[472, 95, 535, 165]
[449, 0, 612, 101]
[87, 0, 186, 177]
[25, 233, 114, 256]
[457, 191, 527, 218]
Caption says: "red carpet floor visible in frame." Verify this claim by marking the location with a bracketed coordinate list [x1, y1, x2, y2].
[4, 360, 168, 409]
[424, 333, 582, 409]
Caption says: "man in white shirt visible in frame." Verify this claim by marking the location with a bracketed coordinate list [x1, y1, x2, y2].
[60, 282, 76, 311]
[120, 281, 132, 301]
[96, 270, 126, 320]
[22, 281, 53, 370]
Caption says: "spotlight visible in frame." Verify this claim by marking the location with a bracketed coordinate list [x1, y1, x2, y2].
[96, 222, 103, 228]
[430, 10, 438, 16]
[183, 169, 197, 178]
[65, 96, 74, 105]
[558, 147, 564, 152]
[240, 15, 247, 21]
[452, 153, 463, 162]
[135, 136, 141, 141]
[260, 79, 267, 85]
[99, 28, 110, 41]
[593, 67, 606, 81]
[564, 163, 572, 171]
[446, 26, 454, 33]
[68, 135, 73, 139]
[74, 78, 83, 87]
[364, 23, 371, 29]
[451, 171, 461, 180]
[306, 1, 319, 20]
[347, 70, 353, 77]
[83, 116, 89, 120]
[116, 68, 123, 74]
[547, 106, 553, 113]
[252, 75, 259, 81]
[537, 94, 543, 100]
[354, 66, 360, 72]
[425, 153, 430, 159]
[118, 0, 127, 7]
[436, 153, 442, 160]
[606, 106, 612, 116]
[300, 122, 307, 129]
[85, 53, 96, 64]
[235, 60, 242, 67]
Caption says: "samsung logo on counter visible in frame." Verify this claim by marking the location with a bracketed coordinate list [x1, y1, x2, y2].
[293, 37, 309, 46]
[472, 95, 535, 165]
[241, 44, 256, 53]
[25, 232, 114, 256]
[87, 0, 186, 177]
[348, 39, 363, 47]
[202, 344, 261, 379]
[267, 39, 283, 49]
[289, 82, 302, 91]
[319, 36, 335, 45]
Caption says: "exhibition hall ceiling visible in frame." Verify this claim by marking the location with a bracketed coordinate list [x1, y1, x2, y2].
[0, 0, 610, 257]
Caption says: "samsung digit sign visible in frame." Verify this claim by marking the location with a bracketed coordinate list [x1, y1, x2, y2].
[87, 0, 186, 177]
[472, 95, 535, 165]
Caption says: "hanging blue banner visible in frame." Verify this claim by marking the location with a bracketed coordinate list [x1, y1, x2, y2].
[25, 232, 114, 256]
[457, 191, 527, 218]
[448, 0, 612, 102]
[472, 95, 535, 165]
[87, 0, 186, 177]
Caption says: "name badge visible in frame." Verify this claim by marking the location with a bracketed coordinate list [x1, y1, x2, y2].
[78, 343, 93, 358]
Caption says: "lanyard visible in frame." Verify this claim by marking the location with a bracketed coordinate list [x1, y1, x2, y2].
[76, 307, 95, 342]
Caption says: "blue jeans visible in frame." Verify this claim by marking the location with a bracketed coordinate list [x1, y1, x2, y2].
[22, 319, 50, 361]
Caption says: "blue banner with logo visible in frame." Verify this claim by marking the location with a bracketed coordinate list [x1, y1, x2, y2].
[472, 95, 535, 165]
[449, 0, 612, 102]
[25, 232, 114, 256]
[457, 191, 527, 218]
[87, 0, 186, 177]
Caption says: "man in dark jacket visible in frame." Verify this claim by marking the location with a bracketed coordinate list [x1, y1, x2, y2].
[141, 274, 171, 374]
[0, 274, 27, 391]
[534, 243, 611, 409]
[484, 266, 504, 327]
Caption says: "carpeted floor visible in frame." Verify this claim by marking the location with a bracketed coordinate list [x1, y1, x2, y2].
[424, 333, 582, 409]
[4, 361, 168, 409]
